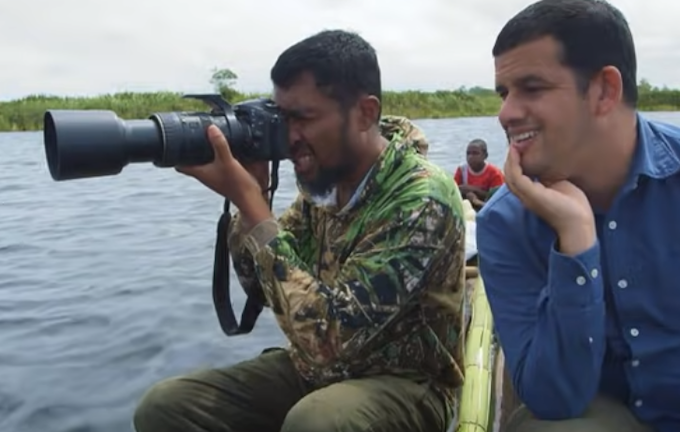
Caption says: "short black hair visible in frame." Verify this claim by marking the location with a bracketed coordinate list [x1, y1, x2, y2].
[270, 29, 382, 110]
[492, 0, 638, 107]
[468, 138, 488, 156]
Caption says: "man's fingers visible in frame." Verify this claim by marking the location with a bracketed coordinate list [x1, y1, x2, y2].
[503, 146, 544, 204]
[503, 146, 524, 195]
[503, 146, 523, 182]
[207, 125, 233, 162]
[175, 165, 199, 176]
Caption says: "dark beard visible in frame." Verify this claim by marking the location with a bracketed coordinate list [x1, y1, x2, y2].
[297, 162, 352, 196]
[297, 116, 354, 197]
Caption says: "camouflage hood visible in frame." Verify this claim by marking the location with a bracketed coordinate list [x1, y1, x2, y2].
[298, 115, 430, 212]
[378, 115, 429, 157]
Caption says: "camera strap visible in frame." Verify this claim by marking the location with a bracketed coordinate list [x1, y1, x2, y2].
[211, 160, 280, 336]
[212, 198, 264, 335]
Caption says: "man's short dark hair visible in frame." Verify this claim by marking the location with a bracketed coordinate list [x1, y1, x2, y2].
[270, 29, 382, 111]
[492, 0, 638, 107]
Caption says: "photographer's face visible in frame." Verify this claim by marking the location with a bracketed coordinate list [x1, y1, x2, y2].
[274, 72, 357, 197]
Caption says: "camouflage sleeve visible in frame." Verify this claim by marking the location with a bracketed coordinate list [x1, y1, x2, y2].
[241, 195, 463, 367]
[227, 194, 309, 306]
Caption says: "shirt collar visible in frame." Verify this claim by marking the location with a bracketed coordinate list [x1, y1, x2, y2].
[628, 113, 680, 185]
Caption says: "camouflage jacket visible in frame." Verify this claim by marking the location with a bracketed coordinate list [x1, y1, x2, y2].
[228, 115, 466, 397]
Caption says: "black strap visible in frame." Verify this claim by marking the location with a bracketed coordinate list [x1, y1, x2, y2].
[212, 199, 264, 335]
[211, 160, 280, 337]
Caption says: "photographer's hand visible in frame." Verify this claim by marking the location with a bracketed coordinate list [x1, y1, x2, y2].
[176, 125, 273, 230]
[242, 160, 270, 201]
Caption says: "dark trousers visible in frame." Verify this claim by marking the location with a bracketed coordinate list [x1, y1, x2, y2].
[133, 348, 450, 432]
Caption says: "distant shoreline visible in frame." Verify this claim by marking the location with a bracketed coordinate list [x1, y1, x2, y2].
[1, 86, 678, 132]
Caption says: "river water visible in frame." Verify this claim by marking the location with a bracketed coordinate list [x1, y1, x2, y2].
[1, 112, 679, 432]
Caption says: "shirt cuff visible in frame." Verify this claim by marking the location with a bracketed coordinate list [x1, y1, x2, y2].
[547, 239, 603, 308]
[243, 218, 280, 256]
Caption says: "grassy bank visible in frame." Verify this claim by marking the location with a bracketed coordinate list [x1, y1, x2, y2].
[1, 82, 678, 132]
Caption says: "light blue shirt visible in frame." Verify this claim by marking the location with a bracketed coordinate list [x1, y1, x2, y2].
[476, 114, 680, 432]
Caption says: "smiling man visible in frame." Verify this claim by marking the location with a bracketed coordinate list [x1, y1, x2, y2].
[133, 29, 466, 432]
[476, 0, 680, 431]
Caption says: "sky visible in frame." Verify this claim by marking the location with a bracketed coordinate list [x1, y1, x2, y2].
[0, 0, 678, 101]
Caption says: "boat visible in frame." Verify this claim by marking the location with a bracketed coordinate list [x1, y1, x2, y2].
[454, 200, 521, 432]
[454, 259, 521, 432]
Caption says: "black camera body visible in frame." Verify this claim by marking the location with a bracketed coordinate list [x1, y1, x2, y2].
[43, 94, 290, 181]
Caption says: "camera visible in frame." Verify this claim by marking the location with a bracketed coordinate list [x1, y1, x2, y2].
[42, 94, 290, 181]
[42, 94, 287, 337]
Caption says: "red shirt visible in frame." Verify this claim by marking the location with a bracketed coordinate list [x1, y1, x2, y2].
[454, 163, 504, 191]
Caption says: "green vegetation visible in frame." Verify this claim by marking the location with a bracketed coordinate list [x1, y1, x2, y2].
[1, 69, 678, 132]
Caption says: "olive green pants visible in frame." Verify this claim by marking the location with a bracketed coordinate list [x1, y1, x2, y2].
[506, 396, 653, 432]
[133, 348, 449, 432]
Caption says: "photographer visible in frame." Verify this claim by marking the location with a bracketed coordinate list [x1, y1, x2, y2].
[133, 30, 466, 432]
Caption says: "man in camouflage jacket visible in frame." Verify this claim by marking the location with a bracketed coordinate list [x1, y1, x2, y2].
[134, 30, 466, 432]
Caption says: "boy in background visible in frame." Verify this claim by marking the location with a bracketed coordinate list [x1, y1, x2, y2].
[454, 138, 504, 209]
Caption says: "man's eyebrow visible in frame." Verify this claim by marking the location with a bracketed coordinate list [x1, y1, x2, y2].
[495, 74, 550, 93]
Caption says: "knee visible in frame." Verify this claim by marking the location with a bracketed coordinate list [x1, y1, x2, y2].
[281, 393, 350, 432]
[280, 389, 371, 432]
[133, 377, 190, 432]
[281, 402, 339, 432]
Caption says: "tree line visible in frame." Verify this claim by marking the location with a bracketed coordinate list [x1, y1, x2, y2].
[0, 69, 677, 132]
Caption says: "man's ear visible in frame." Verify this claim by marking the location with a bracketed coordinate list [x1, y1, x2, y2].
[590, 65, 624, 117]
[356, 95, 381, 132]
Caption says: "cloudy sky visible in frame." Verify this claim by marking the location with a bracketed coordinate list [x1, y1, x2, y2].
[0, 0, 677, 101]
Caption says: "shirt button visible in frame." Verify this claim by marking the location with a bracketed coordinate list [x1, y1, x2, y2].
[608, 220, 617, 230]
[630, 328, 639, 337]
[576, 276, 586, 285]
[618, 279, 628, 289]
[590, 269, 599, 278]
[634, 399, 643, 408]
[631, 359, 640, 367]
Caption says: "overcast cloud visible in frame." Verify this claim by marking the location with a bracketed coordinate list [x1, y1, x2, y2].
[0, 0, 677, 100]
